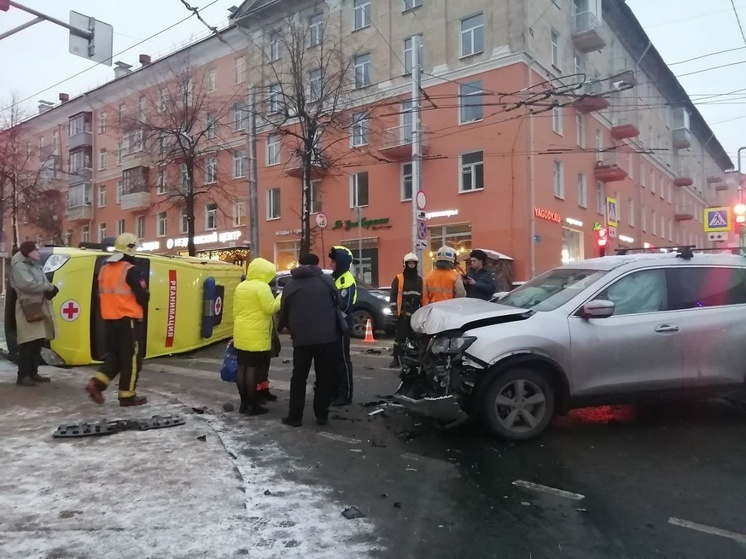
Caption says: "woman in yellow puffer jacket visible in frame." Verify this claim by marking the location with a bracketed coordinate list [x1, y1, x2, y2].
[233, 257, 282, 416]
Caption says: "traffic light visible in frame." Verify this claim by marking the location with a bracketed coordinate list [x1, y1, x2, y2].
[734, 203, 746, 232]
[596, 228, 608, 257]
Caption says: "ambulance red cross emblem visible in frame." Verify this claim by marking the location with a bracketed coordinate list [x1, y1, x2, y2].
[214, 296, 223, 316]
[60, 299, 81, 322]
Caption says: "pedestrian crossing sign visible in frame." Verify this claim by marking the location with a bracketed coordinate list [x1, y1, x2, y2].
[704, 207, 731, 233]
[606, 197, 618, 228]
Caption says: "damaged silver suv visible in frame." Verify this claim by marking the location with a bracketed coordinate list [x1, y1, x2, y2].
[394, 248, 746, 440]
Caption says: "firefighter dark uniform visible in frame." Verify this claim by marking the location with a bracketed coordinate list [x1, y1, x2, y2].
[329, 245, 357, 406]
[85, 233, 150, 407]
[389, 253, 423, 368]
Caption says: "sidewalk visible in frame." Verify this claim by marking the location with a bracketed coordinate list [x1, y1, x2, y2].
[0, 361, 380, 559]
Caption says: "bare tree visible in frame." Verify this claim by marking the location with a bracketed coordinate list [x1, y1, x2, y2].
[121, 56, 243, 256]
[249, 11, 381, 257]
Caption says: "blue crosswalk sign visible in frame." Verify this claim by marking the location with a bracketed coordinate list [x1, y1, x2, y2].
[704, 207, 731, 233]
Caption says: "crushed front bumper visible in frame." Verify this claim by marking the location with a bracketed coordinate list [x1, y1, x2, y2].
[393, 385, 468, 423]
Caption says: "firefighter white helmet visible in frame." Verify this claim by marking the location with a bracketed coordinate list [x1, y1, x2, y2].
[435, 246, 457, 263]
[403, 252, 419, 263]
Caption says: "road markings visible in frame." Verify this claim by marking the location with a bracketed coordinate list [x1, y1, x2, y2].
[145, 363, 292, 391]
[668, 518, 746, 544]
[317, 432, 361, 445]
[512, 480, 585, 501]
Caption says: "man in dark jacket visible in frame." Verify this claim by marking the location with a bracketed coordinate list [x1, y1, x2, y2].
[389, 252, 423, 368]
[277, 253, 341, 427]
[329, 246, 357, 406]
[464, 249, 497, 301]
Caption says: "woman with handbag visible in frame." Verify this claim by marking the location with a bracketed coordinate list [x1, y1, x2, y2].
[9, 242, 59, 386]
[232, 257, 282, 416]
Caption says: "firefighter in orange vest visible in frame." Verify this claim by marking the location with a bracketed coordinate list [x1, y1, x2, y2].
[85, 233, 150, 407]
[422, 246, 466, 305]
[388, 252, 423, 368]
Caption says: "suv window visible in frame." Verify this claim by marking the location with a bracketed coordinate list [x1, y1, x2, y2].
[667, 266, 746, 309]
[593, 269, 667, 316]
[501, 268, 606, 311]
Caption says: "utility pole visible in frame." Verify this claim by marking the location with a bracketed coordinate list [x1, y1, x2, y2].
[247, 86, 259, 260]
[411, 34, 423, 270]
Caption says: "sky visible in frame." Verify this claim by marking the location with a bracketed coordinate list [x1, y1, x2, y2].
[1, 0, 746, 167]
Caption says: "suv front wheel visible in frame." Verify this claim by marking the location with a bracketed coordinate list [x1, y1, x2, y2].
[482, 368, 555, 440]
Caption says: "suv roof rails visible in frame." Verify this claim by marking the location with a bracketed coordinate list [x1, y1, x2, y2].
[614, 245, 695, 258]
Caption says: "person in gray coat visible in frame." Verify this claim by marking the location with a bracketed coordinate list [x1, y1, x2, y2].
[277, 253, 342, 427]
[9, 242, 59, 386]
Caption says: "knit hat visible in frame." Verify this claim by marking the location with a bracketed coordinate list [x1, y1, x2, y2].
[19, 241, 38, 257]
[299, 253, 320, 266]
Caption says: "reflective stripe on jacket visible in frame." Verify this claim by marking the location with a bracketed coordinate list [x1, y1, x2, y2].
[423, 268, 465, 304]
[334, 271, 358, 304]
[394, 273, 423, 316]
[98, 262, 143, 320]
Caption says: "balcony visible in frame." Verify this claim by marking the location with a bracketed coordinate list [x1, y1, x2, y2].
[674, 176, 693, 187]
[675, 204, 693, 221]
[69, 167, 92, 185]
[594, 154, 627, 182]
[66, 204, 92, 222]
[68, 131, 93, 151]
[121, 190, 152, 211]
[378, 124, 430, 160]
[122, 149, 152, 170]
[715, 183, 729, 191]
[284, 153, 327, 179]
[572, 82, 610, 114]
[572, 11, 607, 53]
[707, 176, 723, 184]
[611, 123, 639, 141]
[672, 127, 692, 150]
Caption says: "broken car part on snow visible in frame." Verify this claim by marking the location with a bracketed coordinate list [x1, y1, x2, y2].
[52, 414, 186, 438]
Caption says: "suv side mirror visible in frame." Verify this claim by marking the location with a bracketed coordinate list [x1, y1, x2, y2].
[581, 299, 615, 319]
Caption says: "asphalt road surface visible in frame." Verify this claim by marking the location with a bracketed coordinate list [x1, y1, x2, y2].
[122, 335, 746, 559]
[2, 315, 745, 558]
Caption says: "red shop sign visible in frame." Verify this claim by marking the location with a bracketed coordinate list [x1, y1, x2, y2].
[534, 207, 561, 223]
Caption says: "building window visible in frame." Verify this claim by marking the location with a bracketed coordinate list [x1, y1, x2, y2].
[578, 173, 587, 208]
[652, 210, 657, 235]
[461, 13, 483, 57]
[596, 181, 605, 215]
[98, 149, 106, 170]
[156, 169, 166, 194]
[403, 35, 424, 74]
[551, 29, 560, 68]
[98, 112, 107, 134]
[353, 0, 371, 30]
[401, 98, 413, 141]
[157, 212, 167, 237]
[401, 162, 413, 201]
[595, 129, 602, 162]
[207, 68, 217, 92]
[232, 200, 247, 227]
[354, 53, 371, 88]
[266, 134, 281, 166]
[351, 112, 369, 147]
[82, 225, 90, 243]
[53, 130, 59, 152]
[309, 69, 322, 102]
[651, 169, 656, 194]
[137, 96, 146, 120]
[267, 187, 281, 219]
[235, 56, 247, 84]
[459, 81, 483, 124]
[69, 149, 91, 173]
[309, 13, 323, 47]
[269, 32, 282, 62]
[642, 206, 647, 232]
[460, 151, 484, 193]
[234, 150, 246, 178]
[233, 104, 246, 131]
[116, 181, 123, 204]
[311, 180, 322, 213]
[576, 114, 584, 148]
[205, 157, 217, 184]
[205, 202, 218, 230]
[206, 113, 217, 139]
[98, 223, 106, 242]
[659, 175, 664, 199]
[268, 83, 282, 113]
[628, 153, 634, 180]
[552, 106, 563, 135]
[98, 185, 106, 208]
[628, 198, 635, 227]
[118, 104, 126, 126]
[350, 172, 369, 207]
[136, 216, 145, 239]
[661, 215, 666, 238]
[116, 219, 125, 236]
[553, 160, 564, 199]
[403, 0, 422, 10]
[180, 208, 188, 234]
[180, 164, 188, 191]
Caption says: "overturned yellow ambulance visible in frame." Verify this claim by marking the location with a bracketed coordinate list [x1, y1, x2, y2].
[5, 245, 243, 366]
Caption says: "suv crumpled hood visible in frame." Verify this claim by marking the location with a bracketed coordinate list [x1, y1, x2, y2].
[411, 299, 530, 335]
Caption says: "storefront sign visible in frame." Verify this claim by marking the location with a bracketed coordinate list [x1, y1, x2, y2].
[534, 207, 561, 223]
[332, 217, 390, 230]
[619, 235, 634, 243]
[165, 270, 177, 348]
[425, 209, 459, 220]
[276, 229, 302, 236]
[565, 217, 583, 227]
[165, 230, 242, 249]
[139, 241, 161, 252]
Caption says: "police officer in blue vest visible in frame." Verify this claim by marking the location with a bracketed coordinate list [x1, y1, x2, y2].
[329, 246, 357, 406]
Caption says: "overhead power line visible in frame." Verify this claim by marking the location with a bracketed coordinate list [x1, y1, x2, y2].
[731, 0, 746, 46]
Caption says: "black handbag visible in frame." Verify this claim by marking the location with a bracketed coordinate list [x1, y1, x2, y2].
[19, 299, 45, 322]
[320, 278, 350, 333]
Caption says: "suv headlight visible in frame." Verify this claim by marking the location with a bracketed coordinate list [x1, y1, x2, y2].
[43, 255, 70, 273]
[431, 336, 476, 355]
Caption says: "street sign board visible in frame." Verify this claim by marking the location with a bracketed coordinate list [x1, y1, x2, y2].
[415, 191, 427, 210]
[69, 11, 113, 66]
[415, 239, 428, 250]
[315, 212, 328, 229]
[704, 207, 731, 232]
[417, 220, 427, 240]
[608, 226, 618, 239]
[417, 210, 426, 221]
[606, 197, 618, 228]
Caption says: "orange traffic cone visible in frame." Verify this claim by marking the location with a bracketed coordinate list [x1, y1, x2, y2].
[362, 319, 377, 343]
